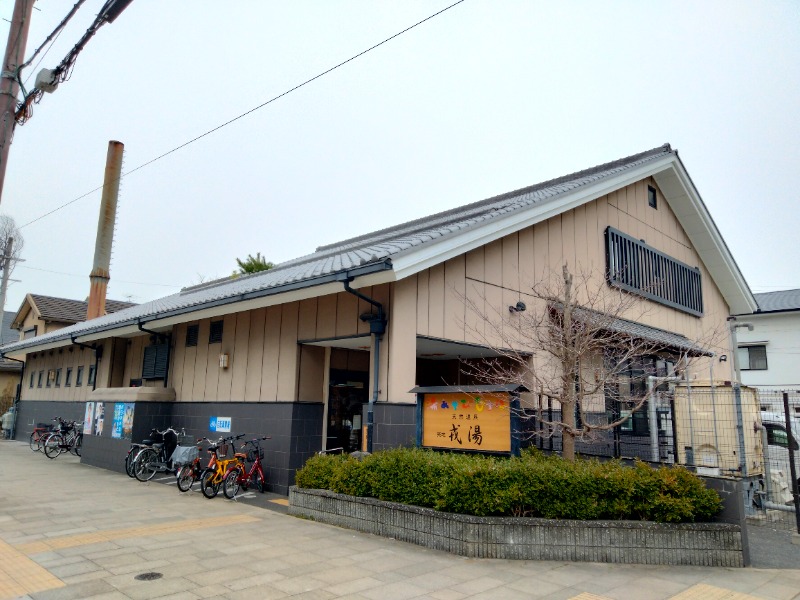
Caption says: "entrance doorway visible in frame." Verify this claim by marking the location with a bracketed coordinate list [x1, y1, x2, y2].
[327, 369, 368, 453]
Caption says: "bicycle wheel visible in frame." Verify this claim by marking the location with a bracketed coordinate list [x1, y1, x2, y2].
[69, 434, 82, 456]
[222, 468, 242, 499]
[251, 472, 265, 493]
[29, 431, 41, 452]
[200, 469, 219, 499]
[134, 448, 159, 481]
[43, 433, 62, 459]
[176, 465, 195, 492]
[125, 448, 138, 478]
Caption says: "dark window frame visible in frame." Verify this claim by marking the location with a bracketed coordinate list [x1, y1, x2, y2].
[739, 344, 768, 371]
[46, 369, 54, 388]
[37, 370, 43, 388]
[76, 366, 84, 387]
[185, 324, 199, 347]
[209, 320, 224, 344]
[65, 367, 73, 387]
[55, 368, 62, 387]
[88, 364, 96, 386]
[648, 185, 657, 209]
[142, 343, 169, 380]
[605, 227, 703, 317]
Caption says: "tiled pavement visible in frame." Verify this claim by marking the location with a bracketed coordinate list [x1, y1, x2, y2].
[1, 441, 799, 600]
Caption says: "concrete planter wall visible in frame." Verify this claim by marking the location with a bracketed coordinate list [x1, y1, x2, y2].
[289, 487, 745, 567]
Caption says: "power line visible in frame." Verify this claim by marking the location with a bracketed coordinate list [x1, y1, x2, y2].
[17, 264, 180, 288]
[19, 0, 466, 229]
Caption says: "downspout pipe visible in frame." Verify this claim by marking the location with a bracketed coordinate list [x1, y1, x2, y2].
[137, 320, 172, 388]
[71, 336, 100, 391]
[1, 353, 24, 439]
[342, 280, 387, 454]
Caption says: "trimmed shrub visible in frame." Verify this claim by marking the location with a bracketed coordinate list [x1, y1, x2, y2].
[294, 447, 722, 523]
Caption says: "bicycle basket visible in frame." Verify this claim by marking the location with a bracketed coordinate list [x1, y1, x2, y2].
[247, 447, 264, 462]
[170, 445, 199, 466]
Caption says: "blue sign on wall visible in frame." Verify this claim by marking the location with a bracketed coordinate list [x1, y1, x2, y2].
[209, 416, 232, 433]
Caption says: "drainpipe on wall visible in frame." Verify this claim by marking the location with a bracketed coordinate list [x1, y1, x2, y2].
[342, 280, 387, 454]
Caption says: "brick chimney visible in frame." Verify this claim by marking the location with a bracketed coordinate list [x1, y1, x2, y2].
[87, 140, 124, 320]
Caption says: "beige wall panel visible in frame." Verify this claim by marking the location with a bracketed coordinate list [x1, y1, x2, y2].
[388, 277, 417, 403]
[547, 215, 564, 274]
[444, 257, 466, 341]
[518, 227, 535, 291]
[204, 327, 223, 403]
[316, 294, 337, 339]
[244, 308, 266, 402]
[532, 221, 549, 285]
[214, 313, 237, 401]
[427, 263, 445, 339]
[465, 247, 484, 281]
[572, 205, 590, 275]
[464, 279, 485, 345]
[297, 345, 325, 402]
[192, 320, 211, 400]
[416, 272, 429, 336]
[560, 209, 577, 276]
[335, 290, 359, 337]
[229, 312, 251, 401]
[583, 200, 600, 273]
[297, 298, 318, 341]
[483, 284, 504, 348]
[277, 302, 300, 401]
[261, 305, 282, 402]
[501, 233, 520, 292]
[484, 239, 502, 287]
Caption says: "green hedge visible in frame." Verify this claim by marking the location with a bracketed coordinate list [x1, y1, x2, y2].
[294, 448, 722, 523]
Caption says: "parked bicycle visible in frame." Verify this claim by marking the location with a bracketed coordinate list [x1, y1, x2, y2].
[133, 427, 180, 481]
[199, 434, 245, 498]
[29, 420, 55, 452]
[124, 428, 164, 478]
[42, 418, 82, 458]
[223, 436, 270, 499]
[172, 437, 209, 492]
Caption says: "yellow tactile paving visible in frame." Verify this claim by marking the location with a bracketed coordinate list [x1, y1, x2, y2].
[270, 498, 289, 506]
[669, 584, 762, 600]
[0, 537, 64, 599]
[16, 513, 261, 555]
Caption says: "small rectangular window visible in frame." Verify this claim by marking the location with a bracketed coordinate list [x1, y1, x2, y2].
[46, 369, 54, 387]
[209, 320, 224, 344]
[88, 365, 96, 386]
[65, 368, 73, 387]
[186, 324, 199, 347]
[23, 326, 37, 339]
[55, 369, 62, 387]
[37, 370, 43, 387]
[738, 345, 768, 371]
[76, 366, 84, 386]
[648, 185, 657, 209]
[29, 372, 35, 388]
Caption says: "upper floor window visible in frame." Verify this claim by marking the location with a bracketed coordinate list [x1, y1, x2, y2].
[65, 368, 73, 387]
[29, 372, 34, 388]
[738, 344, 767, 371]
[142, 343, 169, 380]
[76, 366, 84, 386]
[185, 324, 199, 347]
[37, 370, 43, 387]
[605, 227, 703, 317]
[209, 320, 224, 344]
[55, 369, 62, 387]
[88, 365, 96, 386]
[648, 185, 657, 209]
[23, 326, 37, 339]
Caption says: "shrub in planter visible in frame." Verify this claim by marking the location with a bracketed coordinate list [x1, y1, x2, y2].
[294, 447, 722, 523]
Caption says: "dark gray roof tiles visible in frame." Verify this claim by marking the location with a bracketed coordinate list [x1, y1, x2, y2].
[30, 294, 137, 323]
[754, 289, 800, 313]
[0, 144, 677, 355]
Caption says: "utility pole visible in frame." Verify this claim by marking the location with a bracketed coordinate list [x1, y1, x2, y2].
[0, 0, 35, 206]
[0, 236, 14, 315]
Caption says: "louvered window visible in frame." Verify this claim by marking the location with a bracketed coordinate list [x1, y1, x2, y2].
[186, 324, 199, 347]
[209, 320, 223, 344]
[142, 343, 169, 380]
[605, 227, 703, 317]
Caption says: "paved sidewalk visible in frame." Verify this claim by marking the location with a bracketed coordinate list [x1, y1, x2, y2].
[0, 441, 798, 600]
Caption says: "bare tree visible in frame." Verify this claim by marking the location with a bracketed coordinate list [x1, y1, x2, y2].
[462, 265, 717, 461]
[0, 215, 24, 275]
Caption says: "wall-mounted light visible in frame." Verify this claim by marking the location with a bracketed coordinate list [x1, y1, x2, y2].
[719, 355, 728, 362]
[509, 301, 526, 313]
[219, 353, 229, 369]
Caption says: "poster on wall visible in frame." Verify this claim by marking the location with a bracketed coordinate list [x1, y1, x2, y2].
[122, 403, 135, 440]
[94, 402, 105, 436]
[111, 403, 125, 439]
[420, 392, 511, 453]
[83, 402, 95, 435]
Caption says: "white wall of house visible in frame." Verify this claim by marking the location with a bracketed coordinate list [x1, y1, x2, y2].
[736, 311, 800, 388]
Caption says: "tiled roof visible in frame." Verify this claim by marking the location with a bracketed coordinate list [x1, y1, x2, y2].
[0, 144, 687, 354]
[0, 311, 21, 370]
[30, 295, 136, 323]
[754, 289, 800, 313]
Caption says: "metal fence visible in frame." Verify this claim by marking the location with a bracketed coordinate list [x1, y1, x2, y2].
[528, 386, 800, 533]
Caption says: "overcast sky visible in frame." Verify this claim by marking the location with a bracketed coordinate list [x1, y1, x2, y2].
[0, 0, 798, 314]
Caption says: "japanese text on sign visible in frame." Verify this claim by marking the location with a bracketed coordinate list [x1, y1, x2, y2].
[421, 393, 510, 452]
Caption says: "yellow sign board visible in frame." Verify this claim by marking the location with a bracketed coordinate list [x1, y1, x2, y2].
[421, 392, 511, 452]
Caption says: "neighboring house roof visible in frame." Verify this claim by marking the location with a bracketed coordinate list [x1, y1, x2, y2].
[753, 289, 800, 314]
[11, 294, 136, 330]
[0, 311, 21, 371]
[0, 144, 757, 357]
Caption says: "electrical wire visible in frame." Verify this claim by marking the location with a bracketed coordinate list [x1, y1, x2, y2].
[17, 264, 181, 288]
[19, 0, 466, 228]
[19, 0, 87, 72]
